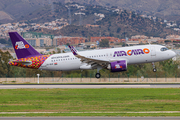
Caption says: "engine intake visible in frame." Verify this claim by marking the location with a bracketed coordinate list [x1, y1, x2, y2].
[107, 60, 127, 72]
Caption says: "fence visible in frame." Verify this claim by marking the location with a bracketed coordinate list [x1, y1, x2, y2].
[1, 76, 180, 84]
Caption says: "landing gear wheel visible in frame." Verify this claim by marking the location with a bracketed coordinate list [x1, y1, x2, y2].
[152, 62, 156, 72]
[95, 73, 101, 79]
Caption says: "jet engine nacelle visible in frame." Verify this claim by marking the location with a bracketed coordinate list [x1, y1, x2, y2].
[107, 60, 127, 72]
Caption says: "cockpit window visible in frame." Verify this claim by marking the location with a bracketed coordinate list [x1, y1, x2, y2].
[161, 47, 169, 51]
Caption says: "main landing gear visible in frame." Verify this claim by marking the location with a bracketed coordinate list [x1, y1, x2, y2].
[152, 62, 157, 72]
[95, 73, 101, 79]
[95, 66, 102, 79]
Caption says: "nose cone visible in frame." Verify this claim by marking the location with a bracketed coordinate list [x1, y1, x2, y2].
[169, 50, 177, 58]
[171, 51, 177, 57]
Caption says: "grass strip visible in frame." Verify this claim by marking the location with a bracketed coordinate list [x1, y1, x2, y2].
[1, 113, 180, 117]
[2, 83, 180, 85]
[0, 88, 180, 116]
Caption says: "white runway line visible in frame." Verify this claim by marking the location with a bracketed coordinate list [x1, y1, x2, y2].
[0, 85, 151, 89]
[0, 84, 180, 89]
[0, 111, 180, 114]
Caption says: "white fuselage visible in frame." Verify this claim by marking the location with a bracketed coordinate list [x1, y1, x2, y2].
[39, 45, 176, 71]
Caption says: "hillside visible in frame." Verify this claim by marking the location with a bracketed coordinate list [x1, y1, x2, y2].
[0, 11, 13, 22]
[31, 4, 177, 38]
[0, 1, 178, 38]
[0, 0, 42, 23]
[1, 0, 180, 23]
[97, 10, 173, 38]
[17, 3, 111, 25]
[66, 0, 180, 21]
[0, 0, 66, 23]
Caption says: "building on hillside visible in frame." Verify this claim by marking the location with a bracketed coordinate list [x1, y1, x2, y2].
[22, 32, 54, 47]
[166, 35, 180, 40]
[22, 32, 54, 39]
[25, 38, 52, 47]
[131, 35, 148, 39]
[0, 43, 5, 49]
[126, 41, 139, 45]
[54, 37, 87, 46]
[90, 37, 121, 43]
[86, 24, 99, 28]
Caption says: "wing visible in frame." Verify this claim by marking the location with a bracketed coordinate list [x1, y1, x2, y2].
[68, 45, 110, 68]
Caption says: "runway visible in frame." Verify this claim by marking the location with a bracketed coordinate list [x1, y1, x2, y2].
[0, 117, 180, 120]
[0, 84, 180, 89]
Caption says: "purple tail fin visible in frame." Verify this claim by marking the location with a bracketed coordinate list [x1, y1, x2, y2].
[9, 32, 41, 59]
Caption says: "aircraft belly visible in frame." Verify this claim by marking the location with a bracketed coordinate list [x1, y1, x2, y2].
[127, 54, 152, 64]
[58, 61, 81, 71]
[40, 61, 81, 71]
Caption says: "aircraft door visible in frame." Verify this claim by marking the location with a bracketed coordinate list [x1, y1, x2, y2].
[150, 46, 156, 56]
[106, 53, 109, 59]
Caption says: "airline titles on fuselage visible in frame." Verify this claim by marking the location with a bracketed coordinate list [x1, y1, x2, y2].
[51, 55, 70, 59]
[113, 48, 150, 57]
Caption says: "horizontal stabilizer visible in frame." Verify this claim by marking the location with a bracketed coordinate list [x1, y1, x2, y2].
[12, 60, 32, 65]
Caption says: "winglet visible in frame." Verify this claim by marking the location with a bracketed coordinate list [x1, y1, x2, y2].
[68, 45, 78, 55]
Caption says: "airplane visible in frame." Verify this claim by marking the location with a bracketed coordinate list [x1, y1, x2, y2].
[8, 32, 176, 78]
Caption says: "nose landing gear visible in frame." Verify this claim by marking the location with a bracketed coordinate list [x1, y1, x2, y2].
[152, 62, 157, 72]
[153, 68, 157, 72]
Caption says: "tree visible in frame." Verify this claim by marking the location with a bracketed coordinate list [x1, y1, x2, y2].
[0, 39, 7, 44]
[0, 50, 5, 77]
[117, 27, 121, 33]
[99, 39, 109, 48]
[164, 40, 171, 43]
[159, 59, 178, 76]
[0, 50, 13, 77]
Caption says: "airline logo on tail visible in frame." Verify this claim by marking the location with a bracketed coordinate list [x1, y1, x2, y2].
[15, 41, 29, 49]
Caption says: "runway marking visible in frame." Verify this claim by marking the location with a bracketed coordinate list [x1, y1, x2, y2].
[0, 84, 180, 89]
[0, 111, 180, 114]
[0, 85, 152, 89]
